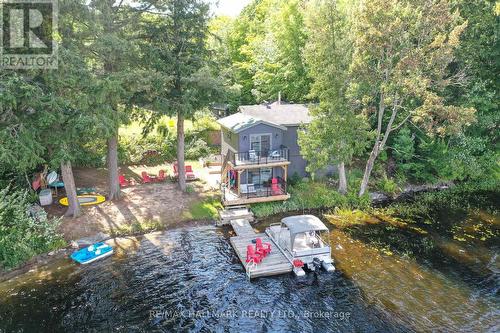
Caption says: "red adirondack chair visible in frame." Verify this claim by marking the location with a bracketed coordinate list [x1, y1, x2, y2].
[185, 165, 196, 180]
[255, 238, 272, 256]
[271, 178, 281, 195]
[141, 171, 153, 184]
[119, 175, 130, 187]
[246, 245, 262, 264]
[158, 170, 166, 182]
[173, 163, 196, 181]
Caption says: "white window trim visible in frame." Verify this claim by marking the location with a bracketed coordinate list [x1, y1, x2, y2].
[249, 133, 272, 152]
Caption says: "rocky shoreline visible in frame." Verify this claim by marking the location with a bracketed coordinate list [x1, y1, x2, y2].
[370, 181, 455, 205]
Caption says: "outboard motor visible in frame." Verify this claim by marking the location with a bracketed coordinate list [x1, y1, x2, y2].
[312, 257, 322, 271]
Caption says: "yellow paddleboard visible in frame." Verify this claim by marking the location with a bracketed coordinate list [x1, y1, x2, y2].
[59, 195, 106, 206]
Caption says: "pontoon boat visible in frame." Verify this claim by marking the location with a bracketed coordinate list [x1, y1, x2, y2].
[266, 215, 335, 276]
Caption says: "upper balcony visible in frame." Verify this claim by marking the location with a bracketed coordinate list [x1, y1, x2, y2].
[224, 147, 290, 169]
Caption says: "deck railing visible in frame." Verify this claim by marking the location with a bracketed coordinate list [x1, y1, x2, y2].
[232, 148, 289, 166]
[223, 177, 287, 203]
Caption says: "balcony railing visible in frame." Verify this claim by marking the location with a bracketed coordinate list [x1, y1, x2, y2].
[222, 177, 287, 202]
[229, 148, 289, 166]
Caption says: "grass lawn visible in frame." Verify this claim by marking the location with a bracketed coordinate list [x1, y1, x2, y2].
[121, 117, 195, 138]
[183, 196, 223, 220]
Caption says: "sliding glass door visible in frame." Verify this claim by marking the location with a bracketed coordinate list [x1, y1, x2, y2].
[249, 168, 272, 186]
[250, 134, 271, 154]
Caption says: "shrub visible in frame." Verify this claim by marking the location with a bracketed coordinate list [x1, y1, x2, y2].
[377, 176, 399, 196]
[251, 179, 371, 218]
[0, 187, 66, 269]
[185, 138, 211, 160]
[391, 179, 500, 221]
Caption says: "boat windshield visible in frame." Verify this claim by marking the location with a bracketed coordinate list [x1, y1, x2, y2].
[292, 230, 329, 251]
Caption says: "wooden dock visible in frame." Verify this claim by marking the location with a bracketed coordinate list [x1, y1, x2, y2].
[229, 219, 292, 279]
[218, 206, 254, 226]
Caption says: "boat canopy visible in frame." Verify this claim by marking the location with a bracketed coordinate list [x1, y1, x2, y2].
[281, 215, 328, 236]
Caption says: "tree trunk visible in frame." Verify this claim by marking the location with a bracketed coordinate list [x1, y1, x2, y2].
[107, 134, 120, 200]
[61, 161, 81, 218]
[359, 149, 378, 197]
[177, 111, 187, 191]
[338, 162, 347, 195]
[358, 94, 399, 197]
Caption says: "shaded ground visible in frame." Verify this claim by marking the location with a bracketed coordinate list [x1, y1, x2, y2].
[46, 163, 220, 241]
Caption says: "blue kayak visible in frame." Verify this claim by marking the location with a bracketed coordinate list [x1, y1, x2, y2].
[70, 242, 113, 265]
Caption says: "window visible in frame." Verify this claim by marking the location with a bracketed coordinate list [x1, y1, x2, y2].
[250, 134, 271, 153]
[249, 168, 272, 185]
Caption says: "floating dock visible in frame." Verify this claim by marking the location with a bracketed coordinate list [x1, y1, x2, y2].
[229, 219, 293, 279]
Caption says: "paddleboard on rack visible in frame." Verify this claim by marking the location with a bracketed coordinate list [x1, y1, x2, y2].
[70, 242, 113, 265]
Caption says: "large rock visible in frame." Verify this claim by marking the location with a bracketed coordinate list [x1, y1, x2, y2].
[370, 192, 390, 204]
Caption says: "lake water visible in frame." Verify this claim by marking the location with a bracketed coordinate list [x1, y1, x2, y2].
[0, 207, 498, 332]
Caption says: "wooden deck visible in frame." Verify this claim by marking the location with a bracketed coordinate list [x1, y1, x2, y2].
[229, 219, 292, 279]
[223, 192, 290, 207]
[230, 160, 291, 170]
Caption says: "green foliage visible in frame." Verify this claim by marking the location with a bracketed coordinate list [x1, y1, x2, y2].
[251, 178, 371, 218]
[301, 0, 370, 176]
[391, 133, 499, 184]
[377, 176, 399, 196]
[185, 138, 211, 160]
[392, 128, 415, 163]
[220, 0, 311, 104]
[0, 188, 66, 269]
[184, 197, 223, 220]
[390, 179, 500, 221]
[73, 115, 216, 167]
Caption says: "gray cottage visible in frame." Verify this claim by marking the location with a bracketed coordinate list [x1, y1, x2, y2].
[217, 102, 311, 206]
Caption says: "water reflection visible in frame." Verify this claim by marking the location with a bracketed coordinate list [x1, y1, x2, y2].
[0, 226, 407, 332]
[0, 209, 498, 332]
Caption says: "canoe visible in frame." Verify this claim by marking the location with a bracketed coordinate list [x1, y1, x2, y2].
[59, 195, 106, 206]
[70, 242, 113, 265]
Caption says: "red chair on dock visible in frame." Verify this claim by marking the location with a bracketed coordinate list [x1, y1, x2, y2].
[255, 238, 272, 256]
[246, 245, 263, 264]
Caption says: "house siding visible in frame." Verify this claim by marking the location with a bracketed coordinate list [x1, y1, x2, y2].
[221, 127, 238, 155]
[282, 126, 308, 178]
[238, 124, 284, 152]
[220, 123, 309, 182]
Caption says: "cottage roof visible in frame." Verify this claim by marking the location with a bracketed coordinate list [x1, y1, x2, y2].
[239, 102, 312, 126]
[217, 112, 287, 133]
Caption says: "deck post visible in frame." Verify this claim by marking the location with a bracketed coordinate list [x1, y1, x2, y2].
[237, 170, 242, 195]
[282, 165, 288, 183]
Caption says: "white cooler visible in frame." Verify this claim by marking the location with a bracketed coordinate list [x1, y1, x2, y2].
[39, 189, 53, 206]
